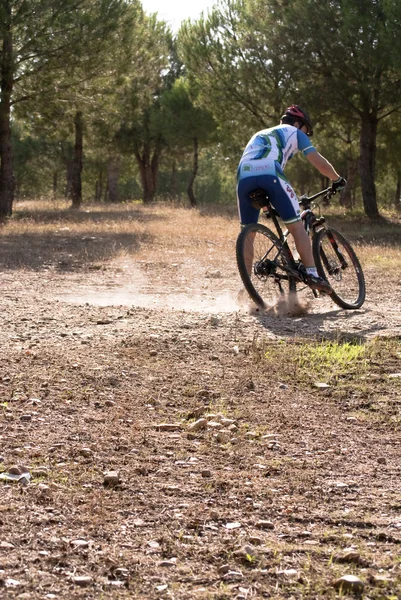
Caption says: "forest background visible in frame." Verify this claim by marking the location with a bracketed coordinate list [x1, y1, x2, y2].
[1, 0, 400, 221]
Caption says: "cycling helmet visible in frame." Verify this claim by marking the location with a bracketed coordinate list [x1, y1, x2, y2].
[281, 105, 313, 136]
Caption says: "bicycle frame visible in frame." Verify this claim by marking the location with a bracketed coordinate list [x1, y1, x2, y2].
[263, 187, 332, 263]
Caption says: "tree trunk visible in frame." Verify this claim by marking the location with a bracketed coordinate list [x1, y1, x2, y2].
[0, 4, 14, 220]
[395, 171, 401, 210]
[187, 137, 198, 208]
[340, 157, 359, 209]
[95, 167, 103, 202]
[70, 110, 83, 209]
[359, 114, 379, 219]
[52, 170, 58, 200]
[170, 159, 177, 199]
[135, 141, 161, 204]
[106, 156, 120, 203]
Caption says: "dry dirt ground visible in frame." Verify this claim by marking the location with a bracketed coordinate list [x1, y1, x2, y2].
[1, 202, 401, 600]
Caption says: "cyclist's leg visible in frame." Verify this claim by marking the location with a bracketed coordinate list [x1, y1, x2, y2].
[236, 177, 262, 275]
[267, 175, 315, 268]
[236, 177, 261, 227]
[286, 221, 314, 268]
[265, 175, 331, 291]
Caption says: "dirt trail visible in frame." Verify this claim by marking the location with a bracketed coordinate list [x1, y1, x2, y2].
[1, 246, 401, 599]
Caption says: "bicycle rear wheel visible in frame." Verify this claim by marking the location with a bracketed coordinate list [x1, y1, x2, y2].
[312, 227, 365, 309]
[236, 223, 296, 309]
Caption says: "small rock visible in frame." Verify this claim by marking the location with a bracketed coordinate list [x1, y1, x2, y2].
[220, 418, 236, 426]
[225, 522, 242, 530]
[222, 570, 243, 581]
[9, 465, 28, 475]
[154, 423, 182, 432]
[234, 545, 257, 562]
[70, 539, 90, 548]
[105, 399, 116, 407]
[333, 574, 364, 594]
[377, 457, 386, 465]
[103, 471, 120, 487]
[256, 520, 274, 530]
[5, 579, 21, 587]
[339, 551, 361, 564]
[73, 575, 93, 587]
[215, 431, 230, 444]
[299, 530, 312, 537]
[206, 270, 222, 279]
[38, 484, 50, 492]
[188, 418, 207, 432]
[207, 421, 222, 429]
[157, 559, 177, 567]
[218, 564, 230, 575]
[244, 431, 258, 439]
[201, 470, 212, 478]
[0, 541, 15, 549]
[20, 414, 32, 422]
[210, 316, 221, 326]
[79, 448, 93, 458]
[278, 569, 298, 577]
[186, 407, 204, 420]
[248, 536, 264, 546]
[114, 568, 129, 578]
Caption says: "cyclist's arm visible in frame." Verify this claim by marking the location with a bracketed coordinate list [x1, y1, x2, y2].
[306, 151, 340, 181]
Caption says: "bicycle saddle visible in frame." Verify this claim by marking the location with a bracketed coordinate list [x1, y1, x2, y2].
[249, 188, 269, 210]
[249, 188, 280, 218]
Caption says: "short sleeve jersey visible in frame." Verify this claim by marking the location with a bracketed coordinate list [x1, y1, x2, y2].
[239, 124, 316, 174]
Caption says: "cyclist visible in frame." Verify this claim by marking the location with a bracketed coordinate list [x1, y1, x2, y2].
[236, 105, 346, 293]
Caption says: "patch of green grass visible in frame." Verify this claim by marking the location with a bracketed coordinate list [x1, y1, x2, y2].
[264, 338, 367, 387]
[263, 336, 401, 387]
[297, 340, 366, 380]
[257, 337, 401, 428]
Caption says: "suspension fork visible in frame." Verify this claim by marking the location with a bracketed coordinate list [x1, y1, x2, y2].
[318, 227, 349, 270]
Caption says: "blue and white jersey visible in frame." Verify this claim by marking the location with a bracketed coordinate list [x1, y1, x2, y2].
[238, 124, 316, 180]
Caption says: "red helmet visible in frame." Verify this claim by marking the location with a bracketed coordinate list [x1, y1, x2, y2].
[281, 105, 313, 136]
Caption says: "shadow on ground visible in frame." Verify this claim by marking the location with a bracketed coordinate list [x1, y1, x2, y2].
[253, 305, 380, 342]
[0, 230, 152, 271]
[0, 204, 166, 271]
[11, 206, 164, 226]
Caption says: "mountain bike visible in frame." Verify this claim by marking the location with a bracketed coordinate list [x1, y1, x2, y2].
[236, 187, 366, 310]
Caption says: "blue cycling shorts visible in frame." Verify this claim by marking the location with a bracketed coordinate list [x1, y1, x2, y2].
[237, 172, 301, 226]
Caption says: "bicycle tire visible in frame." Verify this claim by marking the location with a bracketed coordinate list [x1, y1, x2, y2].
[312, 227, 366, 309]
[236, 223, 297, 308]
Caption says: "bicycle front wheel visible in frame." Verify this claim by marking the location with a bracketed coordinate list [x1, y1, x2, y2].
[312, 227, 365, 309]
[236, 223, 296, 309]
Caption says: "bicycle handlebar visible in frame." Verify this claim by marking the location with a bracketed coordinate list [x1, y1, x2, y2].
[299, 187, 333, 207]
